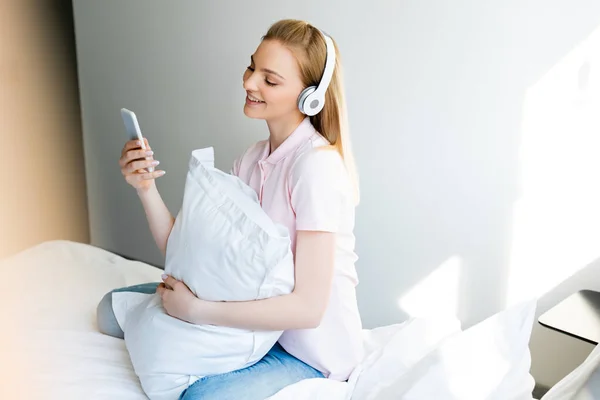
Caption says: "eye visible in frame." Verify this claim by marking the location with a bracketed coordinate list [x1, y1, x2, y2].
[246, 65, 277, 86]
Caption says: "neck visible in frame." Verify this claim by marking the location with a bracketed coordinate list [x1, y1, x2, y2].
[266, 113, 305, 154]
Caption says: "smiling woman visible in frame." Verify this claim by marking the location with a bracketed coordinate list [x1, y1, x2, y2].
[98, 18, 363, 400]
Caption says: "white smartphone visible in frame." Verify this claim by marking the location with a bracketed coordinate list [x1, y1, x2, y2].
[120, 108, 154, 172]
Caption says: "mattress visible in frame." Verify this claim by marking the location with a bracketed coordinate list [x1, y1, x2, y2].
[0, 240, 462, 400]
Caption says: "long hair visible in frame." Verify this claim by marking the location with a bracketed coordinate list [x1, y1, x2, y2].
[263, 19, 360, 205]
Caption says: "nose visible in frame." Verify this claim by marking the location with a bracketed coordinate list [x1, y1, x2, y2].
[243, 70, 259, 92]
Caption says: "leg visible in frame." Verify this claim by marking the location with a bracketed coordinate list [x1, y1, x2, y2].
[96, 282, 160, 338]
[179, 343, 324, 400]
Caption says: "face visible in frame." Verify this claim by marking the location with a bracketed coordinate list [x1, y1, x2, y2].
[242, 39, 305, 122]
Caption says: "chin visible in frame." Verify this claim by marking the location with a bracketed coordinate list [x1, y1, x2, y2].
[243, 105, 265, 119]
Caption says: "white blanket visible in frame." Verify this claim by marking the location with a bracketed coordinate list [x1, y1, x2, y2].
[1, 240, 537, 400]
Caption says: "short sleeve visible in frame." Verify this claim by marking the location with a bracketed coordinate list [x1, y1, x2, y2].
[289, 148, 346, 232]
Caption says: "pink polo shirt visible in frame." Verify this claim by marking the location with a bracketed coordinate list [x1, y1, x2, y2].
[231, 117, 364, 381]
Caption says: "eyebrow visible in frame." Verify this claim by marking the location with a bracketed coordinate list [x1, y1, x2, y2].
[251, 55, 285, 80]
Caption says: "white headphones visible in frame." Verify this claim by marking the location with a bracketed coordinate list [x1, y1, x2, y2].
[297, 29, 336, 116]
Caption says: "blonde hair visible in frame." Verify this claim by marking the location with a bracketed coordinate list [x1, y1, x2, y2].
[263, 19, 360, 205]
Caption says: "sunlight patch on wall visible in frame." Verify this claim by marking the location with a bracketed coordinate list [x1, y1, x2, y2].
[506, 26, 600, 307]
[398, 255, 463, 319]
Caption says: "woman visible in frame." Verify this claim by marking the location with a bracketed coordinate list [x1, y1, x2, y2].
[98, 19, 363, 400]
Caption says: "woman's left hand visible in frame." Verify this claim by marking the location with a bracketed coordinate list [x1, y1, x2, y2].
[157, 274, 200, 323]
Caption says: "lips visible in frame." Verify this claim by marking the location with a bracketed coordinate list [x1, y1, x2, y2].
[246, 92, 265, 104]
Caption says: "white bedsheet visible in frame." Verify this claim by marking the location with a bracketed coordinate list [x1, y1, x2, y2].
[0, 240, 534, 400]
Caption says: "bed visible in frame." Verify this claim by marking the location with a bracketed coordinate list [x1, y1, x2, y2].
[2, 240, 545, 399]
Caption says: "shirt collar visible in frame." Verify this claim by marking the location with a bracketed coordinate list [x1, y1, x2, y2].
[260, 117, 315, 165]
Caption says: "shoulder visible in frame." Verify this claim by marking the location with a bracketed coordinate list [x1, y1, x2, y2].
[291, 146, 344, 179]
[287, 135, 351, 231]
[289, 134, 344, 178]
[288, 142, 349, 198]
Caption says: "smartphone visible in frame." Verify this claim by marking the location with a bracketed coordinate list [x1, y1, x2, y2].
[120, 108, 154, 172]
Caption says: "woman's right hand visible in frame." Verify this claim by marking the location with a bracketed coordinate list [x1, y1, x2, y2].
[119, 138, 165, 192]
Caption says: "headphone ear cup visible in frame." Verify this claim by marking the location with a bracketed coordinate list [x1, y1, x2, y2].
[298, 86, 316, 115]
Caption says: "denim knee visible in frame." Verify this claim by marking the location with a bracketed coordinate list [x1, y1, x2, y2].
[96, 282, 159, 338]
[96, 291, 124, 339]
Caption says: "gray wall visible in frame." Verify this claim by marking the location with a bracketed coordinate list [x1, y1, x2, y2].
[72, 0, 600, 389]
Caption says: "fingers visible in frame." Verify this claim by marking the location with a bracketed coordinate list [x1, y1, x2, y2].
[119, 137, 165, 189]
[156, 278, 175, 297]
[120, 148, 154, 169]
[127, 158, 159, 173]
[133, 148, 154, 160]
[125, 170, 165, 185]
[141, 170, 166, 179]
[157, 282, 171, 297]
[156, 283, 165, 296]
[121, 138, 152, 158]
[121, 140, 141, 157]
[125, 138, 151, 151]
[161, 275, 179, 290]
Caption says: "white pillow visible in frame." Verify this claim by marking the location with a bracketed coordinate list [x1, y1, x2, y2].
[351, 317, 462, 400]
[353, 300, 537, 400]
[111, 147, 295, 400]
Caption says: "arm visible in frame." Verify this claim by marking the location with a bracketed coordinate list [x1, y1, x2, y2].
[194, 230, 335, 330]
[137, 183, 175, 257]
[160, 230, 336, 330]
[144, 147, 245, 259]
[158, 148, 345, 329]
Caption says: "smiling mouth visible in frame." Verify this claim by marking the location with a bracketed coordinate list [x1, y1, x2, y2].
[246, 93, 265, 103]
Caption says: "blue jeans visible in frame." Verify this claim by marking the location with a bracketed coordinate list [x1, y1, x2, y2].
[97, 283, 324, 400]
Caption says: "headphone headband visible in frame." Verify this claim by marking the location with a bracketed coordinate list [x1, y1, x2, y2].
[297, 28, 336, 116]
[313, 30, 335, 100]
